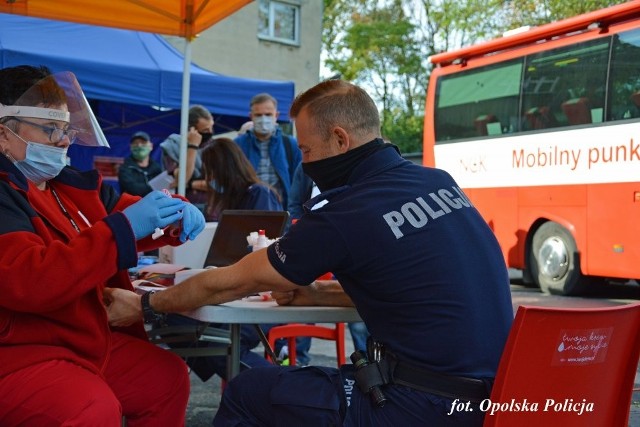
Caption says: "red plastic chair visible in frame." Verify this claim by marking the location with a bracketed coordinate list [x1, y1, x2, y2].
[473, 114, 499, 136]
[484, 303, 640, 427]
[267, 322, 346, 367]
[561, 97, 591, 125]
[525, 106, 555, 130]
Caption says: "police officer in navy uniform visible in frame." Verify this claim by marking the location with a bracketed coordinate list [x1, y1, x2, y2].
[106, 79, 514, 426]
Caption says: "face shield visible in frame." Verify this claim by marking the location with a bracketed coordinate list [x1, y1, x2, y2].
[0, 71, 109, 148]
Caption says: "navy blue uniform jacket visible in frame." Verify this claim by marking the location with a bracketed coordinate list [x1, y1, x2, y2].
[268, 145, 513, 379]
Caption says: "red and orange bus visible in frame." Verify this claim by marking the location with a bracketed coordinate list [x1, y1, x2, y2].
[423, 2, 640, 295]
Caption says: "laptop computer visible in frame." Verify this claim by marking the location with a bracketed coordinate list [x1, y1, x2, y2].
[203, 210, 290, 268]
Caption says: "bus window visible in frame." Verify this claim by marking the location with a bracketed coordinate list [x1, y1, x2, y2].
[434, 60, 522, 142]
[608, 28, 640, 121]
[522, 39, 609, 129]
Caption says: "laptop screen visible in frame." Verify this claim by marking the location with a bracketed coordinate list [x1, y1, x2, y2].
[203, 210, 290, 268]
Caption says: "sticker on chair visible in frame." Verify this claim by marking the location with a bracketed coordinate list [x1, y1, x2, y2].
[552, 327, 612, 366]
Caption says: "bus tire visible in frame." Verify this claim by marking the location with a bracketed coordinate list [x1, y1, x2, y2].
[529, 221, 588, 296]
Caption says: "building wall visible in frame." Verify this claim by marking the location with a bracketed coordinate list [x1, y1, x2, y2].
[164, 0, 322, 115]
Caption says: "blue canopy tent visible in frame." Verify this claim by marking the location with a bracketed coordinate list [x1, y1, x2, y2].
[0, 13, 295, 180]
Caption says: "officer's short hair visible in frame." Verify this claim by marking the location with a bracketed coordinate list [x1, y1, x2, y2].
[290, 80, 380, 141]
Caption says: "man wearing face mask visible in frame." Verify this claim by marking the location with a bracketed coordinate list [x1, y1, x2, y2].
[0, 65, 206, 425]
[160, 104, 214, 210]
[118, 131, 161, 196]
[106, 80, 513, 427]
[234, 93, 301, 210]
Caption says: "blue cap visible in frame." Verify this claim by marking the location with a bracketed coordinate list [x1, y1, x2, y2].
[130, 131, 151, 142]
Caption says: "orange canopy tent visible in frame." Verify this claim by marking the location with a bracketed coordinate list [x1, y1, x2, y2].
[0, 0, 254, 195]
[0, 0, 253, 40]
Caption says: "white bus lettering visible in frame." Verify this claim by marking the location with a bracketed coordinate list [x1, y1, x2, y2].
[588, 138, 640, 169]
[512, 146, 580, 171]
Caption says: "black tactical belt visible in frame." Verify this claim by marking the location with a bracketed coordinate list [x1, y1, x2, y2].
[382, 352, 491, 403]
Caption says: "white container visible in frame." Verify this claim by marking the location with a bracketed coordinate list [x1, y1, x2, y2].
[158, 222, 218, 269]
[252, 229, 269, 252]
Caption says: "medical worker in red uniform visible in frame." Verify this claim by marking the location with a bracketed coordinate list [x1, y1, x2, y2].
[0, 65, 205, 426]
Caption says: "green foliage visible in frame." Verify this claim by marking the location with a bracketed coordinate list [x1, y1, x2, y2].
[322, 0, 627, 155]
[382, 109, 424, 155]
[322, 0, 427, 154]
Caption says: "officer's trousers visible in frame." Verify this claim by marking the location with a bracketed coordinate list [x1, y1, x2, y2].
[213, 365, 486, 426]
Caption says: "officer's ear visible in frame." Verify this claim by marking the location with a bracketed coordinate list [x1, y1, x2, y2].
[331, 126, 350, 153]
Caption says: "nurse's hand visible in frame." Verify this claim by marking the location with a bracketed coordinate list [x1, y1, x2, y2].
[177, 203, 206, 242]
[123, 191, 185, 240]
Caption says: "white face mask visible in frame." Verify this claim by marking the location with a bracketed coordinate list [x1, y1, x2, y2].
[6, 129, 68, 185]
[253, 116, 276, 135]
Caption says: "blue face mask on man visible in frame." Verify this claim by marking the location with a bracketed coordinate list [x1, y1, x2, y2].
[6, 129, 68, 185]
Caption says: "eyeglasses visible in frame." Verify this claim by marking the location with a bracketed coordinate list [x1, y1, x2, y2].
[8, 117, 78, 144]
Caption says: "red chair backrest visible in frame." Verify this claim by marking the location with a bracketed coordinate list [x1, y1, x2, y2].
[267, 323, 346, 367]
[474, 114, 498, 136]
[561, 97, 591, 125]
[484, 303, 640, 427]
[525, 106, 555, 129]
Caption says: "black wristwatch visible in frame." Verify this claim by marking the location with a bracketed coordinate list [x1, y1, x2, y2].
[141, 290, 165, 324]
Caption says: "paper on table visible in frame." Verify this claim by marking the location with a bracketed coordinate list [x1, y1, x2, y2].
[137, 263, 186, 287]
[138, 263, 186, 275]
[132, 280, 170, 294]
[148, 170, 175, 191]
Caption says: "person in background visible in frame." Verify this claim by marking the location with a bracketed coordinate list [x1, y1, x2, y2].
[0, 64, 206, 425]
[166, 137, 308, 386]
[204, 138, 311, 366]
[287, 162, 316, 221]
[234, 93, 301, 210]
[106, 79, 513, 427]
[202, 137, 281, 221]
[160, 104, 214, 210]
[118, 130, 161, 196]
[289, 162, 371, 354]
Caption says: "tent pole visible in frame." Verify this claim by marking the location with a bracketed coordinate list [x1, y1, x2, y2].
[177, 40, 193, 197]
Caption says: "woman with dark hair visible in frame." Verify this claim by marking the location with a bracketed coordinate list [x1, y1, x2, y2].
[202, 137, 282, 221]
[168, 138, 314, 386]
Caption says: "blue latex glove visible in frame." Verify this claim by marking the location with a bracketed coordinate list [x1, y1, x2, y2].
[123, 191, 185, 240]
[178, 203, 206, 243]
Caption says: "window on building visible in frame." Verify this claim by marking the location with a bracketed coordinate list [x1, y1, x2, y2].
[258, 0, 300, 45]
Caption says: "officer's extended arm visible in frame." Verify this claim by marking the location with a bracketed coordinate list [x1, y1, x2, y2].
[272, 280, 355, 307]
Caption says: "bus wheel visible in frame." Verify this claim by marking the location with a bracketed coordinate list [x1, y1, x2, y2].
[529, 221, 587, 295]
